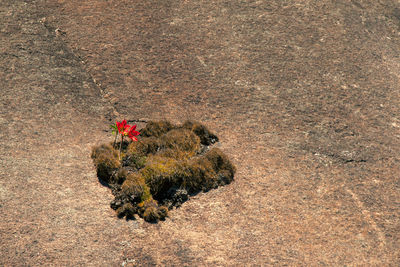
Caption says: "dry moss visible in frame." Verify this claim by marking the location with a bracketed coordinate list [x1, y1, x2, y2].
[156, 129, 199, 160]
[160, 129, 200, 153]
[127, 136, 160, 156]
[140, 155, 181, 198]
[123, 153, 147, 170]
[137, 199, 168, 222]
[183, 158, 217, 192]
[157, 206, 169, 219]
[140, 120, 174, 137]
[205, 148, 236, 177]
[121, 173, 146, 201]
[91, 144, 121, 183]
[92, 120, 235, 222]
[143, 206, 159, 222]
[115, 168, 128, 184]
[117, 203, 136, 219]
[182, 120, 219, 145]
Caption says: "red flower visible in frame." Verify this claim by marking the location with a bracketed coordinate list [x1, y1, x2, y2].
[127, 124, 140, 141]
[116, 120, 130, 135]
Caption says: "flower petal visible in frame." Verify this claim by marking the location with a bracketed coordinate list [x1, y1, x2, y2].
[130, 130, 140, 136]
[128, 136, 138, 141]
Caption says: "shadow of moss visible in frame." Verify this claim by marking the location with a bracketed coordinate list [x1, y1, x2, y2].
[91, 120, 235, 222]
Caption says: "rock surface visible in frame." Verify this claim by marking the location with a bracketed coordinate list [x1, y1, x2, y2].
[1, 0, 399, 265]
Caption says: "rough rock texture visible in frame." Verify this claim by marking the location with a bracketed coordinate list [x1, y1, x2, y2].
[1, 0, 399, 265]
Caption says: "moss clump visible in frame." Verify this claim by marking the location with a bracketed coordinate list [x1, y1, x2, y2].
[158, 129, 201, 159]
[140, 120, 174, 138]
[181, 157, 216, 193]
[178, 148, 236, 193]
[91, 144, 121, 183]
[91, 120, 235, 222]
[204, 148, 236, 181]
[126, 136, 160, 157]
[137, 199, 168, 222]
[140, 155, 181, 199]
[117, 203, 136, 219]
[115, 168, 128, 184]
[121, 173, 146, 202]
[182, 120, 219, 145]
[123, 153, 147, 170]
[161, 129, 200, 152]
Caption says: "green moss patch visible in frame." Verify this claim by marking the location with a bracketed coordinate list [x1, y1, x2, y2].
[91, 120, 235, 222]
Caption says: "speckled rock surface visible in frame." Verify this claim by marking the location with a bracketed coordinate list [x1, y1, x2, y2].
[1, 0, 399, 265]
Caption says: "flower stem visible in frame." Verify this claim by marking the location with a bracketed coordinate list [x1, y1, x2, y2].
[119, 135, 124, 160]
[113, 133, 118, 148]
